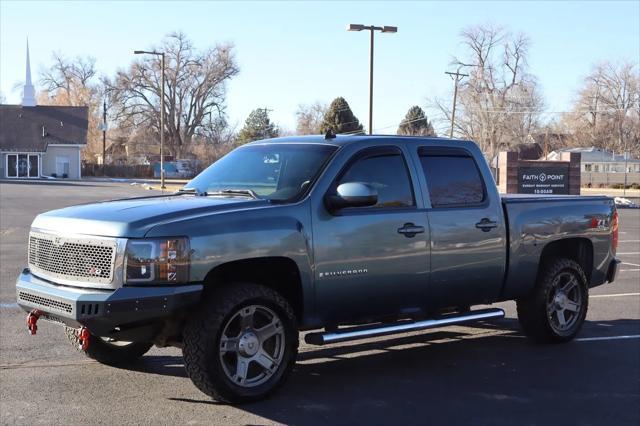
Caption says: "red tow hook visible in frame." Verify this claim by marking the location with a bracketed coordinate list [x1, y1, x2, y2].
[26, 309, 41, 335]
[77, 327, 91, 351]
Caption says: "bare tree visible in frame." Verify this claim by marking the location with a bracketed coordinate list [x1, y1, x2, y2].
[108, 32, 239, 157]
[434, 25, 543, 160]
[295, 102, 327, 135]
[563, 61, 639, 157]
[39, 53, 102, 160]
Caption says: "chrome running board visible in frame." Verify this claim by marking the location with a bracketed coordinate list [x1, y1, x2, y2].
[304, 308, 505, 345]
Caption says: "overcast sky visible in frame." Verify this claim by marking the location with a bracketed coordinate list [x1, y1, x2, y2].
[1, 1, 638, 133]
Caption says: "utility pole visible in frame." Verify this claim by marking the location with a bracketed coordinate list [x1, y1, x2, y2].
[445, 69, 468, 138]
[102, 98, 107, 175]
[160, 52, 165, 189]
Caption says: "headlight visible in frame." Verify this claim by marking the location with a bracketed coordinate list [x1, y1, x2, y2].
[124, 237, 190, 284]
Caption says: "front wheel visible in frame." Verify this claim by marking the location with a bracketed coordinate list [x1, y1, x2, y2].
[182, 283, 298, 404]
[517, 258, 589, 343]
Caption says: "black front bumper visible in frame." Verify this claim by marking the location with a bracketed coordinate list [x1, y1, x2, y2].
[16, 269, 203, 337]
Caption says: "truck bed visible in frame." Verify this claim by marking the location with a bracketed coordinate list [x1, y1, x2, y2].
[499, 193, 616, 300]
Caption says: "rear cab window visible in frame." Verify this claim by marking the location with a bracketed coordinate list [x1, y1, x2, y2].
[418, 147, 486, 208]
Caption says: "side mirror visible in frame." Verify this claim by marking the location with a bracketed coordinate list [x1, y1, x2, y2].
[325, 182, 378, 211]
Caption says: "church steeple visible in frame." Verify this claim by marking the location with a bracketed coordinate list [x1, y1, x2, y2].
[22, 38, 36, 107]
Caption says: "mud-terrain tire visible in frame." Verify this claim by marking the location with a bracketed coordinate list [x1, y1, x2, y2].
[182, 283, 298, 404]
[64, 326, 153, 365]
[517, 258, 589, 343]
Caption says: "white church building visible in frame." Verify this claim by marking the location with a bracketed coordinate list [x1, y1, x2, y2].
[0, 42, 88, 179]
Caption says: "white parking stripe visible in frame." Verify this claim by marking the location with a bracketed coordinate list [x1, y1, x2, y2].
[576, 335, 640, 342]
[620, 240, 640, 243]
[621, 269, 640, 272]
[591, 293, 640, 298]
[617, 252, 640, 255]
[622, 262, 640, 267]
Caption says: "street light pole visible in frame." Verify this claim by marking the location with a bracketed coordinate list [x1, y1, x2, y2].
[348, 24, 397, 135]
[134, 50, 166, 189]
[368, 28, 374, 136]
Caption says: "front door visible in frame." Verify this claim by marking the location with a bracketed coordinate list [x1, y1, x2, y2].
[6, 154, 39, 178]
[56, 156, 70, 177]
[417, 146, 507, 308]
[312, 146, 429, 322]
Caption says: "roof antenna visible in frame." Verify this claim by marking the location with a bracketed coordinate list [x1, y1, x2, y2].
[324, 129, 336, 140]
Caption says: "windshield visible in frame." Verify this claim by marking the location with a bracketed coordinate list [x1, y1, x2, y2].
[185, 143, 338, 201]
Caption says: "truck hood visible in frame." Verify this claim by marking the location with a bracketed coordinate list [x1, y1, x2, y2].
[31, 194, 269, 237]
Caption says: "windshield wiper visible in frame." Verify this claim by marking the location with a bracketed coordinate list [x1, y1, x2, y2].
[177, 187, 207, 196]
[207, 189, 260, 199]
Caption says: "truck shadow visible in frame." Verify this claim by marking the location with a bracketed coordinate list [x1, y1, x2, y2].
[129, 317, 640, 425]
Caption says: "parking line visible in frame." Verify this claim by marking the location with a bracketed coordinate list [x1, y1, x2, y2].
[622, 262, 640, 267]
[576, 335, 640, 342]
[591, 293, 640, 298]
[617, 252, 640, 255]
[620, 240, 640, 243]
[621, 269, 640, 272]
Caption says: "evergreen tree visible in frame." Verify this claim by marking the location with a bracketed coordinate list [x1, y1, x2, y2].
[237, 108, 279, 144]
[397, 106, 436, 136]
[320, 97, 363, 134]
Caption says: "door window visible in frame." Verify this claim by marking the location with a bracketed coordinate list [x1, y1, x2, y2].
[28, 155, 39, 177]
[17, 154, 28, 177]
[338, 152, 414, 208]
[419, 154, 485, 207]
[6, 154, 17, 177]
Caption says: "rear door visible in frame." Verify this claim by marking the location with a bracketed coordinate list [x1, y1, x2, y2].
[312, 145, 429, 322]
[417, 146, 506, 308]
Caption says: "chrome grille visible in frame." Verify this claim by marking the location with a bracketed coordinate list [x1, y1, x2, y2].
[28, 232, 116, 285]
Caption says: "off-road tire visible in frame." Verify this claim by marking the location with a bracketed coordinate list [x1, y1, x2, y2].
[64, 326, 153, 366]
[516, 258, 589, 343]
[182, 283, 298, 404]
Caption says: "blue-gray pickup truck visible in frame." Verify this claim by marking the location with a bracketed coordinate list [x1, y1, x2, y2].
[16, 135, 621, 403]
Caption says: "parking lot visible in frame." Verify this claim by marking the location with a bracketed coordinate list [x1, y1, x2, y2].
[0, 180, 638, 425]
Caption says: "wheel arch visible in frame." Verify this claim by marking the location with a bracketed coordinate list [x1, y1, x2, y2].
[202, 257, 305, 321]
[538, 237, 594, 284]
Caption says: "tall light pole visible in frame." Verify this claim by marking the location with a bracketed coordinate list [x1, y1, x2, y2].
[134, 50, 166, 189]
[347, 24, 397, 135]
[445, 69, 468, 138]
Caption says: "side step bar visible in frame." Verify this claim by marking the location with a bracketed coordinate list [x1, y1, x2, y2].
[304, 308, 505, 345]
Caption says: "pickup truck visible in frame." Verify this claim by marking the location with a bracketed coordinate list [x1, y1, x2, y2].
[16, 135, 621, 403]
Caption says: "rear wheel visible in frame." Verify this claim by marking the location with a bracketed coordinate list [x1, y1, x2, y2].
[63, 326, 153, 365]
[182, 283, 298, 404]
[517, 258, 589, 343]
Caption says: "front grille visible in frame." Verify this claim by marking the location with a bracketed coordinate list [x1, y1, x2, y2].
[28, 232, 116, 285]
[18, 291, 73, 314]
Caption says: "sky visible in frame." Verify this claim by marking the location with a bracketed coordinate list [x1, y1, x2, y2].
[1, 0, 639, 134]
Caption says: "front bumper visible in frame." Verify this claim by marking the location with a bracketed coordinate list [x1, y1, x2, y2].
[16, 269, 203, 337]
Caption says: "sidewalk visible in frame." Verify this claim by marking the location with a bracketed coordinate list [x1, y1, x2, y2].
[581, 187, 640, 198]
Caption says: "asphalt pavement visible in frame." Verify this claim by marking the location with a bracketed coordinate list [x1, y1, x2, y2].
[0, 181, 638, 425]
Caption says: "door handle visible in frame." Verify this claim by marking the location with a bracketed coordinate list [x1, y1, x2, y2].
[397, 223, 425, 238]
[475, 218, 498, 232]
